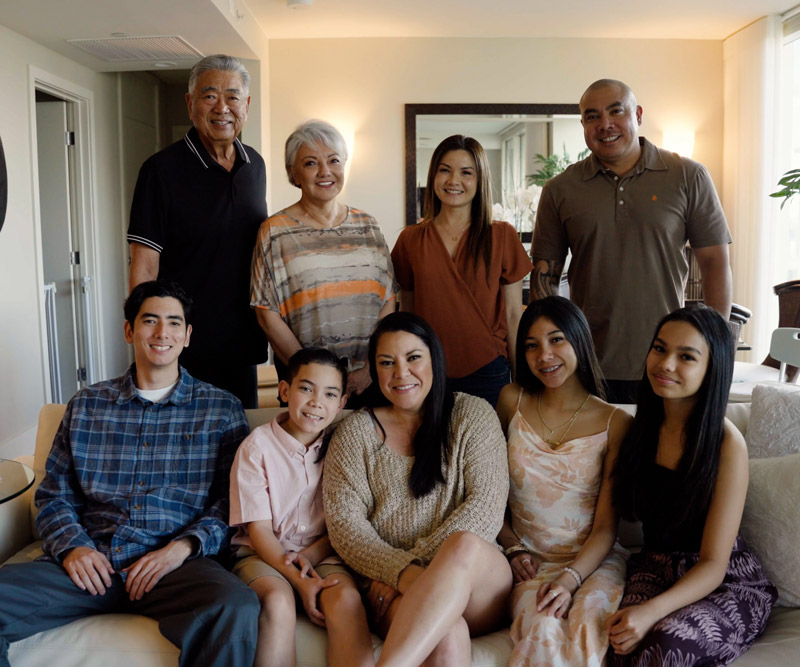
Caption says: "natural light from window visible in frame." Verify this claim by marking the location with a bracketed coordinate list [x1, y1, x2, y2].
[774, 18, 800, 287]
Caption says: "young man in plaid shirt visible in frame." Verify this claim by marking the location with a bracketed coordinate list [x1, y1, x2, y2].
[0, 280, 259, 667]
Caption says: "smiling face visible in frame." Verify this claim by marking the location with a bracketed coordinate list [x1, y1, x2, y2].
[375, 330, 434, 415]
[647, 320, 710, 403]
[124, 296, 191, 378]
[289, 142, 345, 203]
[524, 316, 580, 391]
[580, 83, 643, 174]
[432, 149, 478, 211]
[186, 69, 250, 151]
[279, 362, 346, 446]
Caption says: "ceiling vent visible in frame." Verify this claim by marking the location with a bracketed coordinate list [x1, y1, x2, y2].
[67, 36, 203, 62]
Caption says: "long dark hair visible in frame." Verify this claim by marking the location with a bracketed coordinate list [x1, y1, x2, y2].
[422, 135, 493, 276]
[368, 312, 454, 498]
[516, 296, 606, 399]
[612, 305, 734, 527]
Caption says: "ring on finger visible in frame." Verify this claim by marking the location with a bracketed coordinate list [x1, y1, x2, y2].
[549, 590, 558, 598]
[522, 559, 531, 565]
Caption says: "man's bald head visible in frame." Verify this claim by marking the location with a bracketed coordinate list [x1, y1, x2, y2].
[580, 79, 637, 111]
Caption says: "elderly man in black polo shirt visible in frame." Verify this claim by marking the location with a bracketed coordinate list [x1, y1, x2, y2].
[127, 54, 268, 408]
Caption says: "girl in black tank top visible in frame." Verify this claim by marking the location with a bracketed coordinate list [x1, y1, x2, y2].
[608, 305, 776, 665]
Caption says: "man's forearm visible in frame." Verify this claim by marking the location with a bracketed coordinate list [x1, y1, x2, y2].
[693, 244, 732, 319]
[530, 259, 564, 303]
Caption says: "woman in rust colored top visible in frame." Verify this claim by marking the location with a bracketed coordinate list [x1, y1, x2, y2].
[391, 135, 532, 407]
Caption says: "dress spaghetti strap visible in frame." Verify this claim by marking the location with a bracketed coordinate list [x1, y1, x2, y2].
[605, 405, 618, 432]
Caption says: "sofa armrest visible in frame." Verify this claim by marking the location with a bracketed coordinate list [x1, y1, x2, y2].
[0, 484, 35, 564]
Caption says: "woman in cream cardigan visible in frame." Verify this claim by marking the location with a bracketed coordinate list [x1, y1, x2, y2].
[322, 312, 512, 666]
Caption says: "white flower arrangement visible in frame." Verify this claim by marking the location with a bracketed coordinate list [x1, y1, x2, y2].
[492, 184, 542, 234]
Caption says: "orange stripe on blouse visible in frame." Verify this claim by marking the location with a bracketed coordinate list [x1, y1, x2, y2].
[283, 280, 388, 314]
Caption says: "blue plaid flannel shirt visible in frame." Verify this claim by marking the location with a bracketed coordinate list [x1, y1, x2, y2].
[35, 365, 249, 571]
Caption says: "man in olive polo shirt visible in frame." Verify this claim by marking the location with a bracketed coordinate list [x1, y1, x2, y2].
[128, 54, 268, 408]
[530, 79, 732, 403]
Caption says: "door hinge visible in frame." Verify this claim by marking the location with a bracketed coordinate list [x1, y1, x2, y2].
[70, 251, 80, 265]
[77, 368, 87, 382]
[65, 131, 75, 146]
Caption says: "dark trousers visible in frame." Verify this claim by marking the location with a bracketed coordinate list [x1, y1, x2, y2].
[0, 557, 259, 667]
[447, 355, 511, 408]
[181, 354, 258, 409]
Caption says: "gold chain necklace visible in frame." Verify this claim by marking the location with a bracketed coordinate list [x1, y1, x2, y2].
[435, 217, 469, 242]
[537, 393, 590, 447]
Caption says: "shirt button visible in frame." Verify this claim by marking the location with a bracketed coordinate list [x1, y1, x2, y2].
[619, 200, 624, 205]
[614, 176, 619, 181]
[300, 525, 306, 531]
[142, 442, 149, 447]
[115, 547, 121, 553]
[134, 504, 141, 510]
[619, 186, 624, 191]
[138, 480, 145, 486]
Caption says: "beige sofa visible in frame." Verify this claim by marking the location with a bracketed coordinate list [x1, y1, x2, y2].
[1, 403, 798, 666]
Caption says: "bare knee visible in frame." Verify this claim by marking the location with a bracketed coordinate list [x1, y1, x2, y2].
[251, 577, 296, 626]
[436, 531, 487, 564]
[320, 576, 365, 619]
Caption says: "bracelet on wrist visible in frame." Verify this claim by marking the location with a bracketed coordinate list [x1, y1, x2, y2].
[503, 543, 529, 558]
[563, 565, 583, 588]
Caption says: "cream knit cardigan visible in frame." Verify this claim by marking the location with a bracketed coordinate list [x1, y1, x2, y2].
[323, 393, 509, 588]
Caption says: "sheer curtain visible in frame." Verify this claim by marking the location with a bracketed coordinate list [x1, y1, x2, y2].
[722, 16, 782, 361]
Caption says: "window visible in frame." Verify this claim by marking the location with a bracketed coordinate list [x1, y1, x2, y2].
[774, 11, 800, 285]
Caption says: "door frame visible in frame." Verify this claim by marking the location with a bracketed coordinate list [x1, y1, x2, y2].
[29, 66, 103, 402]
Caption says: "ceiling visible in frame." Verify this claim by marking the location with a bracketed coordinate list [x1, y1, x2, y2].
[251, 0, 796, 40]
[0, 0, 796, 73]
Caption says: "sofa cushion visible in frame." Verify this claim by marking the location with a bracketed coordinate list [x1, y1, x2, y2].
[8, 614, 179, 667]
[745, 384, 800, 458]
[740, 453, 800, 606]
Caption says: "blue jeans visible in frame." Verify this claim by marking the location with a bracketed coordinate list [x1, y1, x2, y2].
[447, 355, 510, 408]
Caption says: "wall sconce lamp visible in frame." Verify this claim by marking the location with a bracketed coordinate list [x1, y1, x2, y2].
[662, 129, 695, 158]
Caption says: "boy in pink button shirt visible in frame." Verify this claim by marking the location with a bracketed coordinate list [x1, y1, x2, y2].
[230, 348, 373, 667]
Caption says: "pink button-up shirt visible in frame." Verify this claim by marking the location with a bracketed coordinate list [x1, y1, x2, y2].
[230, 413, 326, 552]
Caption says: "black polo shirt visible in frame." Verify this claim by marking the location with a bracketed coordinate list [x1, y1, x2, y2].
[127, 126, 268, 365]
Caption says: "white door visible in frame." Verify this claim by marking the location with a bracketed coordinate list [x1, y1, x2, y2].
[36, 98, 88, 402]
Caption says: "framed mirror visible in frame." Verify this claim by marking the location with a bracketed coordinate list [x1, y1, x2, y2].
[405, 103, 581, 228]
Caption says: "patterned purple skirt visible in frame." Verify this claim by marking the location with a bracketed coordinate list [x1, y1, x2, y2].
[610, 535, 777, 666]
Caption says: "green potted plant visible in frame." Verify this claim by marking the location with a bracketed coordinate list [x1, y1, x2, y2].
[770, 168, 800, 208]
[526, 145, 589, 187]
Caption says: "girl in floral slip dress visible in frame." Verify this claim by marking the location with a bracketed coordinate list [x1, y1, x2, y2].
[497, 296, 633, 667]
[608, 305, 776, 665]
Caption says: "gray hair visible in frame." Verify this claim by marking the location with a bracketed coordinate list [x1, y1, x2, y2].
[285, 120, 348, 187]
[188, 54, 250, 95]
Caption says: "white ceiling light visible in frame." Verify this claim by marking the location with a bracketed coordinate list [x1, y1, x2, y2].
[287, 0, 312, 9]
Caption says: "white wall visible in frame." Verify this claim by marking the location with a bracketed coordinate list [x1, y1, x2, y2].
[0, 23, 125, 458]
[268, 37, 724, 246]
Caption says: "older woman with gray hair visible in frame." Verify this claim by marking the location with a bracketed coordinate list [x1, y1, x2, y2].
[251, 119, 397, 405]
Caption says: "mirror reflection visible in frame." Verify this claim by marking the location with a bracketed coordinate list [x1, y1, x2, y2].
[405, 104, 581, 230]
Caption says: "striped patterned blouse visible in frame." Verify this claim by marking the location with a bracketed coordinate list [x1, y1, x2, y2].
[250, 207, 397, 371]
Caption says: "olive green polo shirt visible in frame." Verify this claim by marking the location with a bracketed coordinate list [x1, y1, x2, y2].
[532, 137, 731, 381]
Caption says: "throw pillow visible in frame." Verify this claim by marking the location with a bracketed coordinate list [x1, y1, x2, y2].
[744, 383, 800, 458]
[740, 452, 800, 606]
